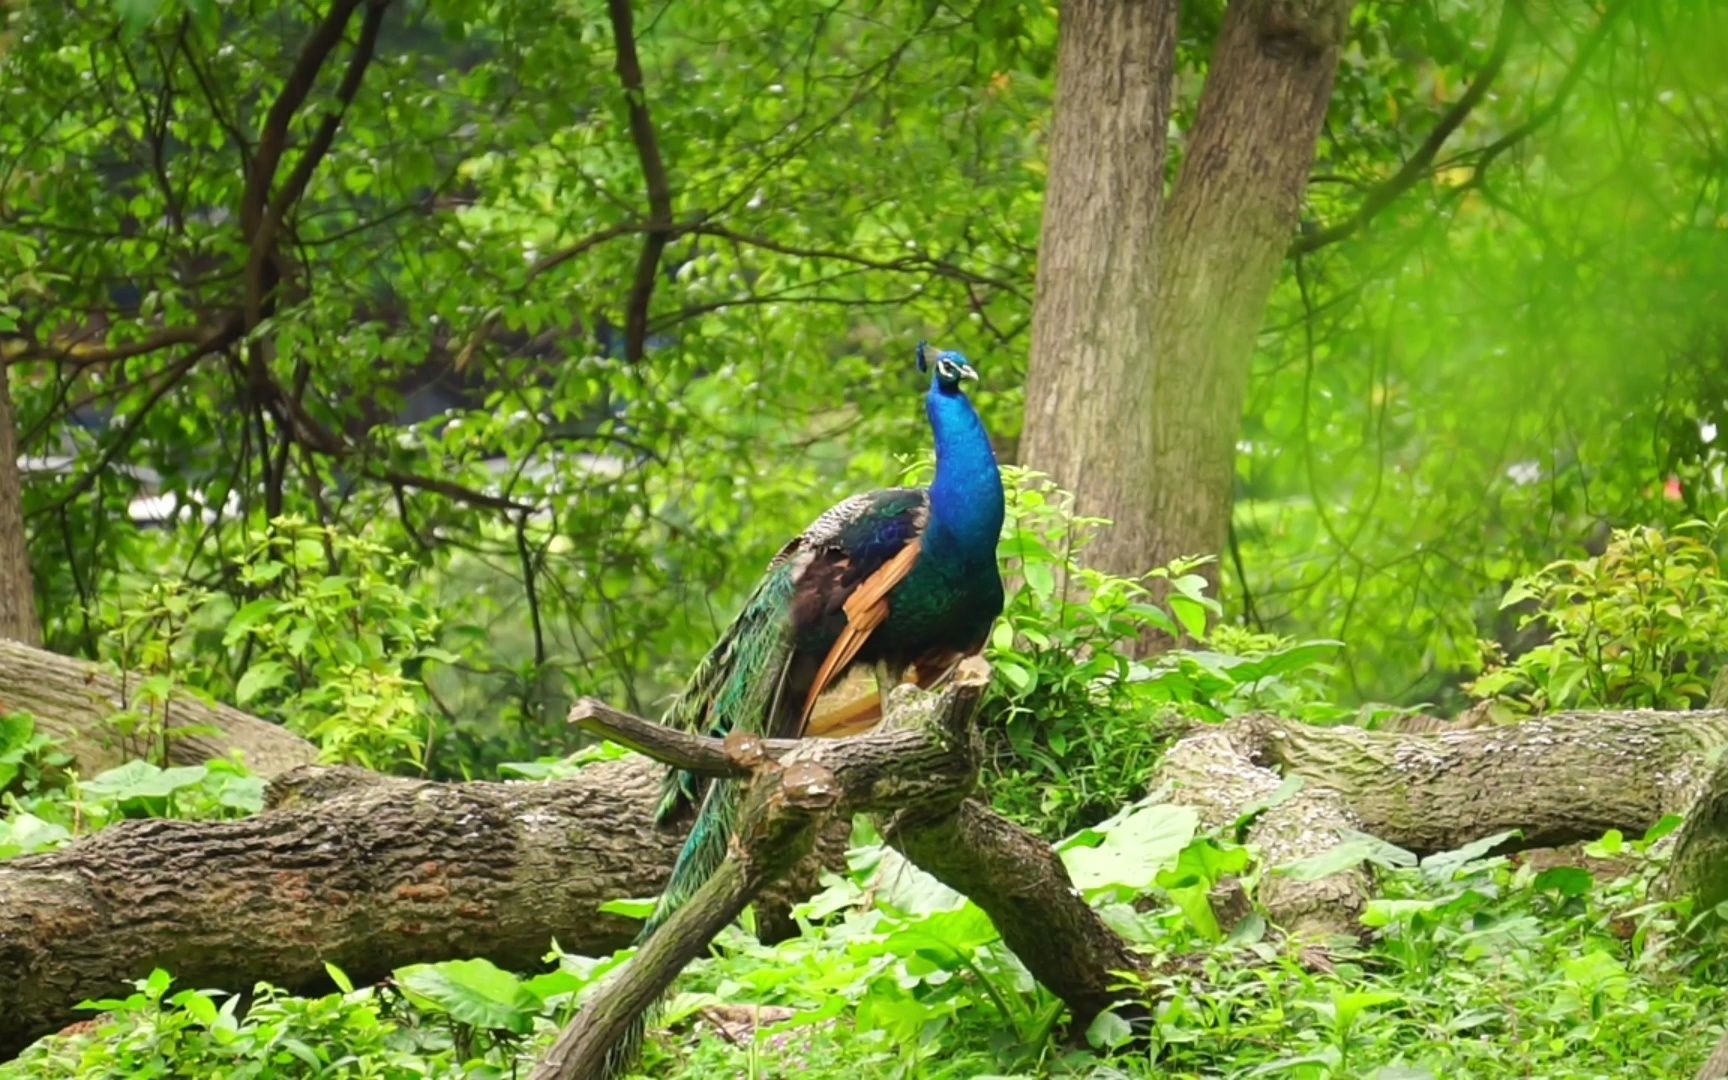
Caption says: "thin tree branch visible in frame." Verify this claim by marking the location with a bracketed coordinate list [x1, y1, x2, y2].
[28, 320, 245, 518]
[241, 0, 367, 238]
[244, 0, 391, 325]
[568, 697, 797, 775]
[1, 326, 211, 368]
[1290, 0, 1522, 256]
[605, 0, 675, 362]
[688, 224, 1031, 304]
[1460, 0, 1632, 180]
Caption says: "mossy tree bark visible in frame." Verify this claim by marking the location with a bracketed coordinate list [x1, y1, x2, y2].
[0, 759, 682, 1058]
[1161, 710, 1728, 936]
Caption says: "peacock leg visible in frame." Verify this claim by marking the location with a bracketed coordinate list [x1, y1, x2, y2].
[873, 661, 906, 717]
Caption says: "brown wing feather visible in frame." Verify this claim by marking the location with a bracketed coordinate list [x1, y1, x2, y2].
[798, 537, 922, 732]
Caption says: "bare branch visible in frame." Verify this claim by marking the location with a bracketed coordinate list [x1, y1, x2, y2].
[569, 698, 800, 775]
[605, 0, 675, 362]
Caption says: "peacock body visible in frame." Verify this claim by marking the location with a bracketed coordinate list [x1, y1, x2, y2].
[612, 343, 1003, 1074]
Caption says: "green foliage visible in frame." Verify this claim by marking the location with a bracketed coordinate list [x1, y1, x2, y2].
[1468, 517, 1728, 712]
[1, 750, 262, 860]
[98, 518, 446, 771]
[8, 967, 461, 1079]
[17, 816, 1724, 1079]
[0, 713, 70, 798]
[981, 470, 1343, 838]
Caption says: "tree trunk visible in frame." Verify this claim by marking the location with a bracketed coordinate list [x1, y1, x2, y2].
[0, 639, 318, 777]
[0, 363, 40, 645]
[1019, 0, 1178, 565]
[1022, 0, 1355, 586]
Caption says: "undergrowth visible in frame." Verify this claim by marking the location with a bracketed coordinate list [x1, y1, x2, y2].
[8, 802, 1725, 1079]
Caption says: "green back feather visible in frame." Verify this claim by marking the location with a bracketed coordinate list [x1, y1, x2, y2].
[607, 559, 800, 1077]
[654, 551, 800, 823]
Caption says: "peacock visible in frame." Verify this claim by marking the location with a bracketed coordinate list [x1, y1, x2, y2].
[616, 341, 1004, 1072]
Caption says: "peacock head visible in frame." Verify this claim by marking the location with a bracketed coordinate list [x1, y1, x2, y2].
[916, 341, 978, 394]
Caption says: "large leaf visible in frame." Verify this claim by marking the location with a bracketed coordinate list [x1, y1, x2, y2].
[1061, 803, 1199, 897]
[1155, 837, 1253, 941]
[394, 958, 538, 1034]
[1418, 829, 1521, 881]
[80, 761, 209, 803]
[0, 812, 72, 857]
[1275, 830, 1416, 882]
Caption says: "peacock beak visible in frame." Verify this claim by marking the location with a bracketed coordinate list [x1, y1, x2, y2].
[957, 363, 979, 383]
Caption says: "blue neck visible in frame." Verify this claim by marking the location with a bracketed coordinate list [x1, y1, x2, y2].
[924, 381, 1004, 559]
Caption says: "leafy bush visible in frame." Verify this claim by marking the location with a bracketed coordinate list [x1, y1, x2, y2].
[981, 470, 1343, 838]
[99, 518, 450, 772]
[1469, 516, 1728, 712]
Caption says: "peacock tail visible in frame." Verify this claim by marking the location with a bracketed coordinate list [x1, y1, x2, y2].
[651, 542, 802, 825]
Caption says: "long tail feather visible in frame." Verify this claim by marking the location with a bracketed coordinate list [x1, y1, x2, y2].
[605, 564, 798, 1076]
[654, 556, 800, 823]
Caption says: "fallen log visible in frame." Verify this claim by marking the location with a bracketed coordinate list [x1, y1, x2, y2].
[1159, 709, 1728, 936]
[7, 692, 1728, 1061]
[0, 640, 317, 777]
[0, 758, 681, 1057]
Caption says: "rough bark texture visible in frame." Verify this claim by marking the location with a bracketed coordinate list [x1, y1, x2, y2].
[1660, 744, 1728, 915]
[8, 696, 1728, 1061]
[1135, 0, 1353, 585]
[0, 363, 40, 645]
[0, 758, 682, 1057]
[1155, 710, 1728, 936]
[885, 799, 1151, 1031]
[1021, 0, 1356, 587]
[538, 664, 991, 1078]
[1020, 0, 1178, 563]
[0, 639, 318, 777]
[1156, 724, 1371, 938]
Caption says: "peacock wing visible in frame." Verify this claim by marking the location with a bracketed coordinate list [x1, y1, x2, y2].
[654, 488, 928, 821]
[786, 488, 930, 735]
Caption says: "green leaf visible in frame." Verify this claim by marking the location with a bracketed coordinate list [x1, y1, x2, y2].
[394, 958, 537, 1034]
[1334, 989, 1401, 1030]
[1418, 828, 1521, 880]
[170, 988, 220, 1027]
[1085, 1007, 1133, 1049]
[1585, 829, 1625, 857]
[1561, 951, 1628, 994]
[597, 897, 656, 920]
[1276, 831, 1416, 882]
[1167, 595, 1209, 638]
[324, 961, 355, 994]
[0, 812, 71, 857]
[1061, 803, 1199, 896]
[1532, 866, 1593, 897]
[223, 599, 280, 646]
[81, 761, 209, 803]
[235, 660, 292, 705]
